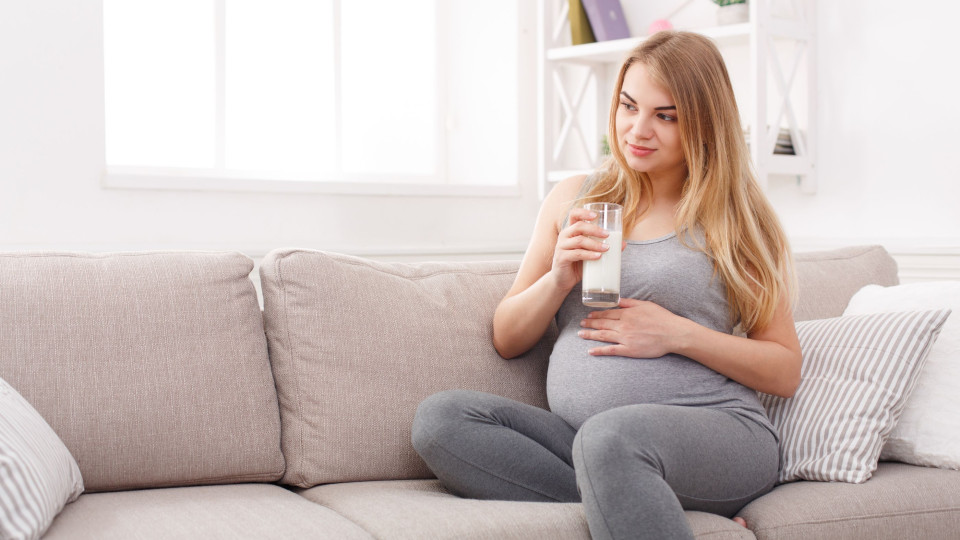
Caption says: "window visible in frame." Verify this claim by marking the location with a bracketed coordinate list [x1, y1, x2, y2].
[103, 0, 520, 192]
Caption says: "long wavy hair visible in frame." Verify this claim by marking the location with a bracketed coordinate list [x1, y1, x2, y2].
[575, 30, 795, 333]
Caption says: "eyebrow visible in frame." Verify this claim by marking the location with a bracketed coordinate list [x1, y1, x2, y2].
[620, 91, 676, 110]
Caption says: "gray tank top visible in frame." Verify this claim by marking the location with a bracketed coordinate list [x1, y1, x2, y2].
[546, 230, 776, 437]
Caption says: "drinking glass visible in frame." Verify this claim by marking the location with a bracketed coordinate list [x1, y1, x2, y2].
[581, 202, 622, 308]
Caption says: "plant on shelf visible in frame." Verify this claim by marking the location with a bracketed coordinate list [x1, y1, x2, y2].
[600, 135, 610, 158]
[712, 0, 748, 25]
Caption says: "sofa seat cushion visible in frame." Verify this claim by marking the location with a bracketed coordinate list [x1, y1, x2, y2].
[42, 483, 371, 539]
[0, 251, 284, 491]
[737, 463, 960, 539]
[297, 479, 755, 539]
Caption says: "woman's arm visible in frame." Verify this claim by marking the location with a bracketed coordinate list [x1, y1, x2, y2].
[578, 295, 802, 397]
[493, 175, 611, 359]
[674, 296, 801, 397]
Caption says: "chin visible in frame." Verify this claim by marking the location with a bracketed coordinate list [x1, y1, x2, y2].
[624, 158, 656, 173]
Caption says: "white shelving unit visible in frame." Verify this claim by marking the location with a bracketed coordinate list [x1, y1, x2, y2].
[537, 0, 817, 199]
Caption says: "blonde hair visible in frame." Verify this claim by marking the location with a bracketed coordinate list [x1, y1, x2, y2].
[576, 31, 795, 333]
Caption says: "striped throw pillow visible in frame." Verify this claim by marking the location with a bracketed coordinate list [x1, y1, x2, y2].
[1, 376, 84, 539]
[760, 309, 951, 484]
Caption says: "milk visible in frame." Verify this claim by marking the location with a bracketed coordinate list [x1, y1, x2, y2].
[582, 230, 622, 308]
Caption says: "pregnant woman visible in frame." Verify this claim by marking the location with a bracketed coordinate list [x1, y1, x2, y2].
[411, 31, 801, 540]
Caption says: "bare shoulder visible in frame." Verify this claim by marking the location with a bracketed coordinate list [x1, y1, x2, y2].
[542, 174, 590, 232]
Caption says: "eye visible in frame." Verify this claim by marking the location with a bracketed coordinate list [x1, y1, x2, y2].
[657, 113, 677, 122]
[620, 101, 637, 112]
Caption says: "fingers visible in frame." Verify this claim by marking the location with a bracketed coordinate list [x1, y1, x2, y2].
[566, 207, 599, 226]
[556, 232, 610, 255]
[585, 309, 621, 320]
[580, 318, 617, 329]
[577, 328, 617, 342]
[588, 345, 626, 356]
[559, 221, 608, 245]
[618, 298, 642, 308]
[555, 214, 612, 266]
[563, 210, 609, 242]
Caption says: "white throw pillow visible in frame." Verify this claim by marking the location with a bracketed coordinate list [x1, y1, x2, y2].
[844, 281, 960, 469]
[0, 376, 84, 540]
[760, 309, 951, 484]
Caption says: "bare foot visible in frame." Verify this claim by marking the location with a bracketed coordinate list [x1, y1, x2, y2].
[732, 517, 747, 528]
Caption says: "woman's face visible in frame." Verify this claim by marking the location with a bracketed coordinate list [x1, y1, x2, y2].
[615, 63, 685, 181]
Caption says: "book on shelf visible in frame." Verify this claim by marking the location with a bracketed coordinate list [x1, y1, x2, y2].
[568, 0, 596, 45]
[582, 0, 630, 42]
[744, 127, 800, 155]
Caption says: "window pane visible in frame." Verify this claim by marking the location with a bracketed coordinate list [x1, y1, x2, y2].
[445, 0, 518, 186]
[340, 0, 436, 177]
[104, 0, 215, 168]
[225, 0, 336, 174]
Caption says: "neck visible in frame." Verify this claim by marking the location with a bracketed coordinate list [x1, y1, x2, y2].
[646, 168, 686, 207]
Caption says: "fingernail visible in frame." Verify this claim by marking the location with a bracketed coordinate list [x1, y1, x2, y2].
[577, 330, 586, 337]
[588, 212, 597, 219]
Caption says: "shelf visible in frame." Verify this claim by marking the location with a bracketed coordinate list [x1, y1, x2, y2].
[546, 23, 750, 64]
[766, 154, 813, 176]
[538, 0, 816, 196]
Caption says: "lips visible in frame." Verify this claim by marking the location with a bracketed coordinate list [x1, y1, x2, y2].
[627, 144, 655, 157]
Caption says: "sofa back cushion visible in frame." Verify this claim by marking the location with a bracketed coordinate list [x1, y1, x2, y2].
[0, 251, 284, 491]
[792, 245, 898, 321]
[260, 249, 555, 487]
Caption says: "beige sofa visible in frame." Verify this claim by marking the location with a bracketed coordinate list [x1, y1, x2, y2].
[1, 245, 959, 539]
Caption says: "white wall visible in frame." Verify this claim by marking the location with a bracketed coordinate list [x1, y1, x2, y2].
[0, 1, 540, 262]
[768, 0, 960, 253]
[1, 1, 958, 281]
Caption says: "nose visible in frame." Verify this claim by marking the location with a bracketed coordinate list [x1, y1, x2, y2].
[629, 114, 653, 140]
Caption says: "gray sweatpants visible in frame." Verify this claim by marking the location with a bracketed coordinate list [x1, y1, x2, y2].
[411, 390, 779, 540]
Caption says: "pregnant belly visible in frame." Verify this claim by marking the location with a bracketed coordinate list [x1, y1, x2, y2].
[545, 333, 740, 429]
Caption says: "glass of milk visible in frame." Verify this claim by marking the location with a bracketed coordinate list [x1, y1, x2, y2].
[581, 202, 622, 308]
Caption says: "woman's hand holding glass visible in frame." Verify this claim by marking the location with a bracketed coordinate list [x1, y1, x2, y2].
[549, 208, 614, 292]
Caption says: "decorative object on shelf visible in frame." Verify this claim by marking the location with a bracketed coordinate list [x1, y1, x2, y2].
[713, 0, 749, 25]
[647, 19, 673, 34]
[568, 0, 596, 45]
[744, 126, 800, 156]
[582, 0, 630, 42]
[774, 129, 796, 155]
[648, 0, 694, 36]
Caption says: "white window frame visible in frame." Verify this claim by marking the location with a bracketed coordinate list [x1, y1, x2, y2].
[101, 0, 523, 198]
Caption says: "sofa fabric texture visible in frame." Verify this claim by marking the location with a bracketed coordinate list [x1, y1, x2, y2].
[41, 484, 372, 540]
[791, 245, 898, 321]
[0, 251, 284, 491]
[260, 248, 557, 487]
[738, 462, 960, 540]
[298, 479, 754, 540]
